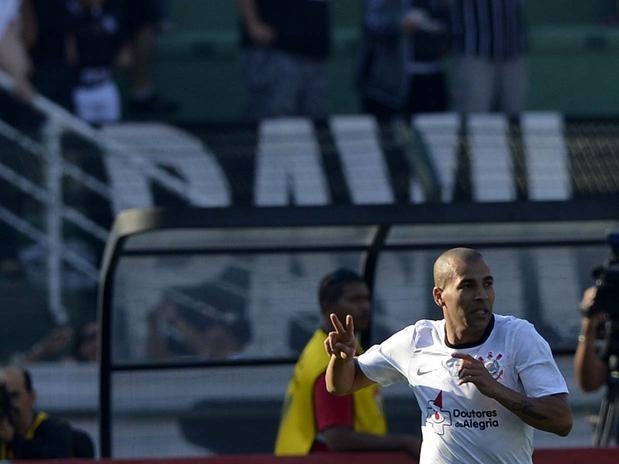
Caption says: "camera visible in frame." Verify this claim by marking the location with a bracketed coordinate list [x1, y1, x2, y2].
[0, 383, 14, 421]
[590, 231, 619, 319]
[587, 231, 619, 361]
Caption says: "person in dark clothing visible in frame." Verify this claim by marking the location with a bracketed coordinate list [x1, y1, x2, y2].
[146, 274, 252, 362]
[448, 0, 528, 115]
[65, 0, 130, 125]
[0, 366, 75, 459]
[26, 0, 74, 109]
[235, 0, 332, 121]
[357, 0, 450, 120]
[119, 0, 178, 116]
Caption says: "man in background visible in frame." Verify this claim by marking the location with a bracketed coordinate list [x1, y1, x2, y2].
[448, 0, 528, 115]
[0, 365, 88, 459]
[357, 0, 450, 120]
[235, 0, 331, 121]
[274, 268, 420, 457]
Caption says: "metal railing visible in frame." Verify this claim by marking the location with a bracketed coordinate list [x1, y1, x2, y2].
[0, 71, 200, 324]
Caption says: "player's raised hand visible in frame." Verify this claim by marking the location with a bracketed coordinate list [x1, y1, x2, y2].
[324, 313, 356, 360]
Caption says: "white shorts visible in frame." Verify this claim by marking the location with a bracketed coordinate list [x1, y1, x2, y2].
[73, 80, 121, 124]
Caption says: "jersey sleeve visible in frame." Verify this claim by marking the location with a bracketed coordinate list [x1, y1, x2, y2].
[356, 326, 413, 387]
[514, 321, 569, 397]
[313, 373, 354, 431]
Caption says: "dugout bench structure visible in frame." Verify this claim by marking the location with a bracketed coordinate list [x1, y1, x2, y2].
[97, 202, 617, 458]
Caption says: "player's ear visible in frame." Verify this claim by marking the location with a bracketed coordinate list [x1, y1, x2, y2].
[432, 287, 444, 307]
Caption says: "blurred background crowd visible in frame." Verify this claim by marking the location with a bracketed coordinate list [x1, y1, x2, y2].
[1, 1, 619, 126]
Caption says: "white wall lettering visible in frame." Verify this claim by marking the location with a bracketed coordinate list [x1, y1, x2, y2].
[330, 115, 394, 204]
[521, 112, 571, 200]
[102, 123, 231, 214]
[254, 118, 330, 206]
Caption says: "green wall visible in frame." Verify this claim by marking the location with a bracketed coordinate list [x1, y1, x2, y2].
[526, 0, 615, 25]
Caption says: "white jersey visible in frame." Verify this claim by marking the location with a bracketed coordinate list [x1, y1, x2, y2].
[357, 314, 568, 464]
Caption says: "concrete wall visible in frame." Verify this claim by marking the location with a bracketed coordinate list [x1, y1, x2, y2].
[29, 355, 607, 459]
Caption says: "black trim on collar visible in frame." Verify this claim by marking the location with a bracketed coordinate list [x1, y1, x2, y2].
[445, 314, 495, 349]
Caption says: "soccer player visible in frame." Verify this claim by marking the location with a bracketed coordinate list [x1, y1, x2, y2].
[325, 247, 572, 463]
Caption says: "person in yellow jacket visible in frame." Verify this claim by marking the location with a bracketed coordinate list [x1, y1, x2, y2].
[274, 268, 420, 458]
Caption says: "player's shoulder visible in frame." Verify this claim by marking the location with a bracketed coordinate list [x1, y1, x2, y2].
[413, 318, 442, 330]
[382, 319, 428, 339]
[395, 318, 440, 333]
[493, 313, 536, 335]
[404, 318, 442, 341]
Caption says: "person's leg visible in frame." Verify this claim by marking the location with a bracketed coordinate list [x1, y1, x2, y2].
[239, 47, 272, 121]
[31, 59, 72, 109]
[497, 55, 527, 116]
[450, 55, 494, 113]
[125, 0, 177, 115]
[362, 96, 400, 121]
[264, 50, 303, 118]
[240, 48, 301, 120]
[408, 72, 448, 115]
[129, 24, 156, 97]
[299, 57, 329, 120]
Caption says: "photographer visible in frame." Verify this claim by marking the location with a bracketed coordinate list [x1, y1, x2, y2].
[574, 232, 619, 446]
[574, 286, 608, 393]
[0, 365, 75, 459]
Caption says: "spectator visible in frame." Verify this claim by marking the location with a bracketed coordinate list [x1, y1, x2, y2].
[26, 0, 73, 109]
[11, 320, 98, 364]
[11, 326, 74, 364]
[448, 0, 528, 115]
[146, 297, 251, 361]
[326, 248, 572, 463]
[274, 268, 420, 457]
[235, 0, 332, 121]
[119, 0, 178, 117]
[66, 0, 131, 125]
[0, 0, 34, 101]
[72, 320, 99, 363]
[146, 269, 252, 362]
[0, 365, 76, 459]
[357, 0, 450, 121]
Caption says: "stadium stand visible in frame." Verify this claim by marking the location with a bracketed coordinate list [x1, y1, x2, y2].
[1, 0, 619, 459]
[134, 0, 619, 121]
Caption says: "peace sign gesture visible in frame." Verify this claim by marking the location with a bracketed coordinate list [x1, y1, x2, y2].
[324, 313, 356, 360]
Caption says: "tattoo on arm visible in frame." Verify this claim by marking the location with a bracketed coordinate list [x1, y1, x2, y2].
[511, 399, 546, 420]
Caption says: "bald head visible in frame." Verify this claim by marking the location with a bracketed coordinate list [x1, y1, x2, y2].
[433, 248, 485, 288]
[0, 365, 36, 434]
[0, 366, 31, 392]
